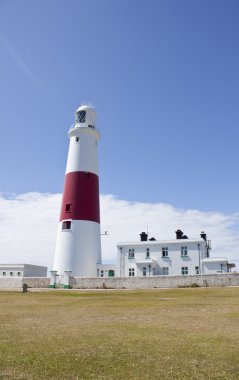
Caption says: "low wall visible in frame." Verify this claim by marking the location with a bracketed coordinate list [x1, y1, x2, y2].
[0, 277, 23, 289]
[0, 277, 50, 289]
[70, 273, 239, 289]
[0, 274, 238, 289]
[23, 277, 50, 288]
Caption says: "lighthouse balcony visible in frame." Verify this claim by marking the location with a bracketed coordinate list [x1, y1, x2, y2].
[69, 123, 95, 131]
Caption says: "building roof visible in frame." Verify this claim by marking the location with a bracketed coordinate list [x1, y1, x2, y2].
[0, 264, 47, 268]
[202, 257, 228, 263]
[117, 238, 205, 247]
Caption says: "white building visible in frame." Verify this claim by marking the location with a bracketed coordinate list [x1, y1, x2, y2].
[0, 264, 47, 278]
[96, 264, 120, 278]
[113, 230, 235, 277]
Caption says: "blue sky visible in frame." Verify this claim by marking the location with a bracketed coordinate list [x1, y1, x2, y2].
[0, 0, 239, 213]
[0, 0, 239, 268]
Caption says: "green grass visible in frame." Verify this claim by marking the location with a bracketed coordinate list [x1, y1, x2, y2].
[0, 288, 239, 379]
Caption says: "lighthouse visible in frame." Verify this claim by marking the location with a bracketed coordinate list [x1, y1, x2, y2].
[53, 104, 102, 279]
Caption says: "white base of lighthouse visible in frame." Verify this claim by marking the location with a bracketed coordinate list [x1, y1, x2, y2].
[53, 220, 101, 277]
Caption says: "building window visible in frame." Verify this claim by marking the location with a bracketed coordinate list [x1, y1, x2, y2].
[62, 221, 71, 230]
[108, 270, 115, 277]
[162, 247, 168, 257]
[181, 246, 188, 257]
[17, 272, 22, 277]
[143, 267, 147, 276]
[76, 110, 86, 123]
[162, 267, 169, 275]
[128, 249, 135, 259]
[75, 137, 80, 142]
[129, 268, 135, 277]
[65, 203, 72, 212]
[100, 270, 104, 277]
[10, 272, 13, 277]
[195, 266, 199, 274]
[3, 272, 6, 276]
[146, 248, 150, 258]
[181, 267, 188, 275]
[88, 125, 95, 129]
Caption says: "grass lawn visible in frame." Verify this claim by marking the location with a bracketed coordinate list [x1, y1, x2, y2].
[0, 287, 239, 379]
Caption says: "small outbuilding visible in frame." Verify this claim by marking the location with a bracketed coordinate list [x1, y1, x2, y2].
[202, 258, 236, 274]
[0, 264, 47, 278]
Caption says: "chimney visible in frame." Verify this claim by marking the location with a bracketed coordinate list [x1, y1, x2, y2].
[140, 232, 148, 241]
[175, 229, 184, 239]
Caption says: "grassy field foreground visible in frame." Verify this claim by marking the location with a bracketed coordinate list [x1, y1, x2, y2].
[0, 288, 239, 379]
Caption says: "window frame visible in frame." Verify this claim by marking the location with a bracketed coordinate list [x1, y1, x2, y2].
[62, 220, 72, 230]
[181, 266, 188, 275]
[181, 246, 188, 257]
[129, 268, 135, 277]
[128, 249, 135, 259]
[65, 203, 72, 213]
[162, 267, 169, 275]
[162, 247, 169, 258]
[76, 110, 86, 123]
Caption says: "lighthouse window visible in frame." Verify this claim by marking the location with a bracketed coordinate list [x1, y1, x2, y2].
[75, 137, 80, 142]
[62, 221, 71, 230]
[65, 203, 72, 212]
[77, 111, 86, 123]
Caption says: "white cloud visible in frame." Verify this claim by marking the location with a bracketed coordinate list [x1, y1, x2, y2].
[0, 192, 238, 271]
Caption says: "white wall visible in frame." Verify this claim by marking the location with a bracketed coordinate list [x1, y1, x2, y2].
[54, 220, 101, 277]
[117, 239, 207, 277]
[23, 265, 47, 277]
[0, 268, 23, 277]
[96, 264, 120, 277]
[203, 262, 228, 274]
[0, 264, 47, 277]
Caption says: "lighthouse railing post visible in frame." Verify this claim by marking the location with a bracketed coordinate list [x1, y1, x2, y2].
[49, 270, 58, 288]
[64, 270, 72, 289]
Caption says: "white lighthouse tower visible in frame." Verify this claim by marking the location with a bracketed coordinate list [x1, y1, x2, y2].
[53, 104, 102, 281]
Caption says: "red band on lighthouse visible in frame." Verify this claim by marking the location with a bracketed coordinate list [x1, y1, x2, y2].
[60, 171, 100, 223]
